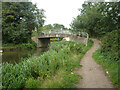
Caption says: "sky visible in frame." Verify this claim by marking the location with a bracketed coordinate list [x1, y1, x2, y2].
[31, 0, 85, 28]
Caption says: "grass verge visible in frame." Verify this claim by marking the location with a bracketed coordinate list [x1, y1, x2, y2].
[93, 49, 118, 88]
[2, 40, 93, 88]
[1, 42, 37, 49]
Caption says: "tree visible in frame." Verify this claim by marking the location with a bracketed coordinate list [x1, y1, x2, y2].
[53, 23, 65, 30]
[35, 9, 46, 32]
[70, 2, 119, 36]
[42, 24, 53, 31]
[41, 23, 66, 32]
[2, 2, 45, 44]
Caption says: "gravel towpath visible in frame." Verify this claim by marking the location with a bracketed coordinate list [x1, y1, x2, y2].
[74, 39, 114, 88]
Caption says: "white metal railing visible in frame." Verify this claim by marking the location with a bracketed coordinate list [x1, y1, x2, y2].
[43, 30, 89, 46]
[43, 30, 72, 34]
[78, 32, 89, 46]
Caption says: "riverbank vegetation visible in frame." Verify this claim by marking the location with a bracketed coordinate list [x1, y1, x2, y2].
[50, 38, 63, 42]
[93, 49, 118, 88]
[93, 30, 119, 88]
[70, 1, 119, 88]
[70, 2, 119, 37]
[2, 40, 93, 88]
[1, 41, 37, 49]
[2, 2, 45, 45]
[2, 1, 119, 89]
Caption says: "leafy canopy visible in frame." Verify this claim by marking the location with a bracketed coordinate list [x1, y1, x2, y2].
[2, 2, 45, 44]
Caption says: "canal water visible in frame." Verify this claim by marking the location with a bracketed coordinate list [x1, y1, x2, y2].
[2, 47, 49, 64]
[1, 39, 62, 64]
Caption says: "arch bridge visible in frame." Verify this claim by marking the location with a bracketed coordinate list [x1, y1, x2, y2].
[32, 30, 89, 47]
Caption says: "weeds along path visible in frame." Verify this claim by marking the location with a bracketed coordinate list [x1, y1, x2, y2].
[74, 39, 114, 88]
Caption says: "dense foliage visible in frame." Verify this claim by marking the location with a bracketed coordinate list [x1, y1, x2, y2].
[93, 30, 119, 88]
[42, 23, 67, 31]
[93, 49, 118, 88]
[2, 41, 37, 49]
[101, 30, 119, 61]
[2, 40, 93, 88]
[32, 23, 69, 36]
[71, 1, 119, 88]
[70, 2, 119, 36]
[2, 2, 45, 44]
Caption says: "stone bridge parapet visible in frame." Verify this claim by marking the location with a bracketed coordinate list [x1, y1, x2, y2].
[32, 33, 89, 47]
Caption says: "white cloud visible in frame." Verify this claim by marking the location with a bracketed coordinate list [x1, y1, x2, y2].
[31, 0, 85, 28]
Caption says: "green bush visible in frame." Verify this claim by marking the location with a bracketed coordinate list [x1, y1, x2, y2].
[2, 41, 37, 49]
[93, 49, 118, 88]
[19, 41, 37, 49]
[25, 77, 42, 88]
[2, 40, 93, 88]
[101, 30, 119, 61]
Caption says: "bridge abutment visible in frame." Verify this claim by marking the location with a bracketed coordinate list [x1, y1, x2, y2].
[38, 38, 50, 48]
[32, 32, 89, 47]
[32, 36, 50, 48]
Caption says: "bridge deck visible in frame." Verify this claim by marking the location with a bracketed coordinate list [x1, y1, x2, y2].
[38, 37, 63, 39]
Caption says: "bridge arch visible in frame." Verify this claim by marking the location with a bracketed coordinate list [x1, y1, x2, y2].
[32, 30, 89, 47]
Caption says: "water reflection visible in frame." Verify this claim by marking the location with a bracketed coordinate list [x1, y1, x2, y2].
[2, 47, 48, 64]
[34, 48, 48, 56]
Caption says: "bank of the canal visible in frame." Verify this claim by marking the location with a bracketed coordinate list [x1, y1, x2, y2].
[1, 38, 61, 64]
[2, 47, 48, 64]
[1, 41, 37, 49]
[2, 40, 93, 88]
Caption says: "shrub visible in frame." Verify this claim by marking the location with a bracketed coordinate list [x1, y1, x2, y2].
[93, 49, 118, 88]
[2, 40, 93, 88]
[101, 30, 119, 61]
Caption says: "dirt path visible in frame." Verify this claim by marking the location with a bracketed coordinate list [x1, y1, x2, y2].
[74, 39, 114, 88]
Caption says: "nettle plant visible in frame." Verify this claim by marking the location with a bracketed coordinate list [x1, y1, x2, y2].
[2, 41, 89, 88]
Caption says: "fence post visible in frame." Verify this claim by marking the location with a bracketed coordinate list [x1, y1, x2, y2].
[86, 33, 89, 46]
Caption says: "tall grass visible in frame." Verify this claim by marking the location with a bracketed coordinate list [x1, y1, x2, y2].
[93, 30, 119, 88]
[1, 41, 37, 49]
[2, 40, 93, 88]
[93, 49, 118, 88]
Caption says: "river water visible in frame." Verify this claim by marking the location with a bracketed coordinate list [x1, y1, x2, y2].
[2, 47, 48, 64]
